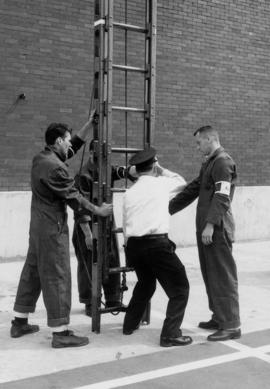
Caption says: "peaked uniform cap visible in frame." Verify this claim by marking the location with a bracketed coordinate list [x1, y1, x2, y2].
[129, 147, 156, 167]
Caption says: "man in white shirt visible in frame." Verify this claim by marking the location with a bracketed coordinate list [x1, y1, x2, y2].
[122, 147, 192, 347]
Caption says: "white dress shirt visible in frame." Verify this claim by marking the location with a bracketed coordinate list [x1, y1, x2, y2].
[122, 169, 186, 240]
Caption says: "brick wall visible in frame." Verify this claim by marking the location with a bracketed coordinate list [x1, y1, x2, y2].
[155, 0, 270, 185]
[1, 0, 270, 190]
[0, 0, 94, 190]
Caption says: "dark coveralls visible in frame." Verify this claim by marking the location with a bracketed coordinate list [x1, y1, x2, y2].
[72, 161, 129, 305]
[169, 147, 240, 330]
[14, 137, 94, 327]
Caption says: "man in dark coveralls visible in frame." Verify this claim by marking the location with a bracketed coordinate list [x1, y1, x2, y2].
[169, 125, 241, 341]
[11, 114, 113, 348]
[72, 141, 135, 316]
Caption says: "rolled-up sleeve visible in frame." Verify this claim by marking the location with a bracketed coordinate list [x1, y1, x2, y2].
[67, 135, 85, 159]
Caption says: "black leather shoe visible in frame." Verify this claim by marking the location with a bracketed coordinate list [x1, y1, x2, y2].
[85, 304, 92, 317]
[52, 330, 89, 348]
[160, 335, 193, 347]
[207, 328, 241, 342]
[10, 320, 40, 338]
[123, 324, 140, 335]
[198, 319, 219, 330]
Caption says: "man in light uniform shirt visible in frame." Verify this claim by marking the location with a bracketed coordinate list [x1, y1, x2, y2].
[122, 147, 192, 347]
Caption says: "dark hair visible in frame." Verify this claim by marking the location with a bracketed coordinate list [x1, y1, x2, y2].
[193, 125, 219, 140]
[45, 123, 72, 145]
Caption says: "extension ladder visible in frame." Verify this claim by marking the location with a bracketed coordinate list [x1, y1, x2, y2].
[91, 0, 157, 333]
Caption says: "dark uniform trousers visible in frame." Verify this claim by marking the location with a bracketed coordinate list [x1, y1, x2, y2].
[14, 204, 71, 327]
[196, 224, 240, 329]
[72, 223, 120, 304]
[169, 147, 240, 330]
[123, 235, 189, 337]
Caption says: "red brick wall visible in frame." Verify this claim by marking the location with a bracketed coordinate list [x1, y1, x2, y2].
[1, 0, 269, 190]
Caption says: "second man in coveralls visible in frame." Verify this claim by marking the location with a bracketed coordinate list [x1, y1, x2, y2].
[169, 125, 241, 341]
[72, 140, 135, 316]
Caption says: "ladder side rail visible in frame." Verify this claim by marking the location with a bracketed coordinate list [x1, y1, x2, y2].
[137, 0, 157, 325]
[92, 0, 107, 334]
[106, 0, 113, 202]
[102, 0, 115, 286]
[143, 0, 157, 148]
[148, 0, 157, 145]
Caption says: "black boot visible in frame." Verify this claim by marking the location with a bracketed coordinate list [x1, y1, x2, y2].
[10, 319, 40, 338]
[51, 330, 89, 348]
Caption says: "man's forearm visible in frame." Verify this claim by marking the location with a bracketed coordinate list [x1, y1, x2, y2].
[169, 177, 200, 215]
[79, 222, 92, 238]
[76, 110, 96, 141]
[76, 121, 91, 141]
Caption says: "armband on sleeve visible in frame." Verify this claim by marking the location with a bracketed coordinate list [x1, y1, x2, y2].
[215, 181, 231, 196]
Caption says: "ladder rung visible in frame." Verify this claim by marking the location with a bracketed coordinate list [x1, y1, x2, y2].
[113, 22, 147, 33]
[100, 306, 127, 314]
[111, 147, 142, 153]
[113, 64, 146, 73]
[112, 227, 123, 233]
[111, 188, 126, 193]
[109, 266, 134, 274]
[112, 106, 145, 113]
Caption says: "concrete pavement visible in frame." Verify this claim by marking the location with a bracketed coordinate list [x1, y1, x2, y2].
[0, 240, 270, 388]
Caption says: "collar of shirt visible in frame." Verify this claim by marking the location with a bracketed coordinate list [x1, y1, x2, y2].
[206, 146, 224, 161]
[45, 145, 70, 165]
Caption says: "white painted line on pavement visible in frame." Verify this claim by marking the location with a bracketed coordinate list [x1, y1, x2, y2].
[74, 327, 270, 389]
[75, 351, 253, 389]
[256, 344, 270, 353]
[85, 310, 270, 388]
[220, 340, 270, 363]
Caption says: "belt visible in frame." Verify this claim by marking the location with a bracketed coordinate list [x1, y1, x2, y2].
[129, 233, 168, 240]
